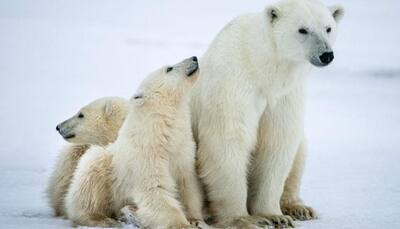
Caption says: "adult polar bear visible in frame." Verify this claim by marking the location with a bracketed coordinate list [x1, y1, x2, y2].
[191, 0, 344, 227]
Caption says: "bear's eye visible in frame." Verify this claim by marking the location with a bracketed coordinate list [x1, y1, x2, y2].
[166, 67, 173, 73]
[326, 27, 332, 33]
[78, 113, 84, 118]
[298, 28, 308, 35]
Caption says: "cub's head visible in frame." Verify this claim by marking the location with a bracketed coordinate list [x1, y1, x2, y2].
[56, 97, 129, 146]
[265, 0, 344, 67]
[132, 56, 199, 108]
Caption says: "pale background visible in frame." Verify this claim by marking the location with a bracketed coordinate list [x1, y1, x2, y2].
[0, 0, 399, 228]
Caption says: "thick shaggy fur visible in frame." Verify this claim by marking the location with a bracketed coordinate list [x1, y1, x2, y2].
[47, 97, 129, 217]
[47, 144, 90, 217]
[190, 0, 343, 227]
[65, 57, 203, 228]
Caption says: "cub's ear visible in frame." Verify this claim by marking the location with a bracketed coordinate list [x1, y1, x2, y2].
[103, 101, 115, 116]
[329, 5, 344, 23]
[265, 5, 281, 24]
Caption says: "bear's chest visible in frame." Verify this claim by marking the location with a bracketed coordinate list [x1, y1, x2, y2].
[254, 64, 307, 100]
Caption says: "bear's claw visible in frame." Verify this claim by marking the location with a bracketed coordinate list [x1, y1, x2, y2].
[281, 204, 317, 221]
[254, 215, 295, 228]
[231, 215, 274, 228]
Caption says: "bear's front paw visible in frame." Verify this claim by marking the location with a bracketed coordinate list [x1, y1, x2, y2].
[257, 215, 295, 228]
[281, 204, 317, 221]
[229, 215, 274, 229]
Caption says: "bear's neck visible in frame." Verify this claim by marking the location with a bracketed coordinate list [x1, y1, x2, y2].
[132, 102, 190, 156]
[127, 100, 190, 141]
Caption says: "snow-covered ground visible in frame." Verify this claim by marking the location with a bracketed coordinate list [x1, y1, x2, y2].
[0, 0, 399, 228]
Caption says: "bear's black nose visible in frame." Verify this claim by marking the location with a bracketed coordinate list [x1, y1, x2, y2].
[56, 125, 60, 132]
[191, 56, 198, 62]
[319, 52, 334, 65]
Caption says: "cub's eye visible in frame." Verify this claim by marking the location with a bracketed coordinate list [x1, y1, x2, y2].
[298, 28, 308, 34]
[78, 113, 84, 118]
[326, 27, 332, 33]
[132, 92, 143, 100]
[166, 67, 173, 73]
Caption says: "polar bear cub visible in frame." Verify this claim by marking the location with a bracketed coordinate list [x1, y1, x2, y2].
[47, 97, 130, 217]
[65, 56, 203, 228]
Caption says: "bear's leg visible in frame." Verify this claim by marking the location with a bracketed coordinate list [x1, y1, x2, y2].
[178, 161, 204, 223]
[135, 184, 192, 228]
[47, 144, 89, 217]
[65, 148, 117, 227]
[248, 94, 305, 228]
[70, 214, 120, 228]
[196, 102, 271, 228]
[132, 157, 192, 228]
[281, 140, 317, 221]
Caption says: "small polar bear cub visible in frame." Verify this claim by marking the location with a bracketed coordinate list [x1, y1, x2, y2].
[55, 97, 130, 145]
[47, 97, 130, 217]
[65, 56, 203, 228]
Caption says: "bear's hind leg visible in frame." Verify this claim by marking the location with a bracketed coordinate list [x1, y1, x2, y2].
[47, 144, 89, 217]
[71, 214, 120, 228]
[65, 147, 116, 227]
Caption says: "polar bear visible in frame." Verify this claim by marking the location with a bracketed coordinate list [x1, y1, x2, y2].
[65, 57, 203, 228]
[47, 97, 130, 217]
[190, 0, 344, 227]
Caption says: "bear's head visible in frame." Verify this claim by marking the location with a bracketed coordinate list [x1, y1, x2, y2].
[265, 0, 344, 67]
[132, 56, 199, 109]
[56, 97, 129, 146]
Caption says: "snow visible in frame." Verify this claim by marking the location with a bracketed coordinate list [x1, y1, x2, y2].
[0, 0, 399, 228]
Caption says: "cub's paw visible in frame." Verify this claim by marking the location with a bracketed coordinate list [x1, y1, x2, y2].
[118, 204, 142, 227]
[101, 217, 121, 227]
[258, 215, 295, 228]
[169, 224, 200, 229]
[188, 218, 208, 229]
[281, 204, 317, 221]
[73, 216, 121, 228]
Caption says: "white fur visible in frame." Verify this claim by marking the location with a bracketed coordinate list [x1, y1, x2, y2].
[190, 0, 343, 227]
[47, 97, 129, 217]
[65, 57, 203, 228]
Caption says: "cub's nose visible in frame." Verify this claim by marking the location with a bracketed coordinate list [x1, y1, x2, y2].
[56, 125, 60, 132]
[319, 52, 334, 65]
[186, 56, 199, 76]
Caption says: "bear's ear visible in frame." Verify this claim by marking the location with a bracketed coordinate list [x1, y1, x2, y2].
[265, 6, 281, 24]
[103, 101, 115, 117]
[329, 5, 344, 23]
